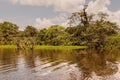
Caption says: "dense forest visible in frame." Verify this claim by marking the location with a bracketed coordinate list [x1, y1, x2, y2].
[0, 7, 120, 50]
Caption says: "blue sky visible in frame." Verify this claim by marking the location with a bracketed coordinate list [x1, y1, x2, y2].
[0, 0, 120, 29]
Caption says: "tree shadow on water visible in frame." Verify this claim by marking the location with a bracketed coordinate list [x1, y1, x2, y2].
[69, 50, 119, 80]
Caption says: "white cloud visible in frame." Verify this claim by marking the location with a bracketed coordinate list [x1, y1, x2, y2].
[86, 0, 120, 26]
[34, 18, 54, 29]
[61, 20, 70, 27]
[53, 0, 85, 12]
[9, 0, 85, 13]
[34, 13, 70, 29]
[87, 0, 110, 14]
[49, 13, 67, 23]
[108, 11, 120, 25]
[0, 19, 3, 23]
[9, 0, 120, 28]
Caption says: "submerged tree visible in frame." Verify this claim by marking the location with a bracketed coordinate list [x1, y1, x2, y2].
[68, 5, 118, 49]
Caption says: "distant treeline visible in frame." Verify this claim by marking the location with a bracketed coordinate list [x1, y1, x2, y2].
[0, 7, 120, 50]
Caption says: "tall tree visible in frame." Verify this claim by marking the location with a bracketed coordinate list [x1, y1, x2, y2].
[0, 21, 19, 44]
[24, 26, 38, 37]
[37, 28, 47, 45]
[68, 5, 118, 49]
[37, 25, 72, 45]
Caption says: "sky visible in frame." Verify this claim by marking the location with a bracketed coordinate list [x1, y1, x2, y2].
[0, 0, 120, 29]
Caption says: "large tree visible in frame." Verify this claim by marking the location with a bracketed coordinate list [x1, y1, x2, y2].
[37, 25, 72, 45]
[69, 5, 118, 49]
[0, 21, 19, 44]
[36, 28, 47, 45]
[24, 26, 38, 37]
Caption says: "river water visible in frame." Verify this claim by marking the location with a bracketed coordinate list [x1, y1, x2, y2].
[0, 49, 120, 80]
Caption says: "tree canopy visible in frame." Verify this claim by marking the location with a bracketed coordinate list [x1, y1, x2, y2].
[0, 22, 19, 44]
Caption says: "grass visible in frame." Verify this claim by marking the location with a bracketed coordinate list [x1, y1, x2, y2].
[0, 45, 87, 50]
[0, 45, 17, 49]
[34, 45, 87, 50]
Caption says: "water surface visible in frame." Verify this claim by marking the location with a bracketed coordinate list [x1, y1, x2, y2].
[0, 49, 120, 80]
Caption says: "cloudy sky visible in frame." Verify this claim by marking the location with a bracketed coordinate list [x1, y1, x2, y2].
[0, 0, 120, 29]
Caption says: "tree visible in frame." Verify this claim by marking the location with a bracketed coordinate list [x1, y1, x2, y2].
[37, 25, 72, 45]
[0, 21, 19, 44]
[45, 25, 65, 45]
[24, 26, 38, 37]
[68, 5, 118, 49]
[36, 28, 47, 45]
[104, 34, 120, 52]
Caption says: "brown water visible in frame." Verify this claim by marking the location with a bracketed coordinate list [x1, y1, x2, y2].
[0, 49, 120, 80]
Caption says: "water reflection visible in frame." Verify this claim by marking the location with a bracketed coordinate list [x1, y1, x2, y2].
[0, 49, 18, 73]
[0, 49, 120, 80]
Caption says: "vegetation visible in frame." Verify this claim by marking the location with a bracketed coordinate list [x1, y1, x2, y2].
[34, 45, 87, 50]
[0, 45, 87, 50]
[68, 8, 118, 49]
[0, 45, 17, 49]
[0, 6, 120, 50]
[104, 34, 120, 52]
[0, 22, 19, 45]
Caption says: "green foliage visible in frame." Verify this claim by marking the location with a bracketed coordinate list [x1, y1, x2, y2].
[36, 28, 47, 45]
[24, 26, 38, 37]
[104, 34, 120, 52]
[84, 20, 118, 49]
[0, 22, 19, 44]
[37, 25, 72, 45]
[17, 31, 24, 37]
[68, 7, 119, 49]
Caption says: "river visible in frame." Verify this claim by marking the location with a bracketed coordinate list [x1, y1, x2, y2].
[0, 49, 120, 80]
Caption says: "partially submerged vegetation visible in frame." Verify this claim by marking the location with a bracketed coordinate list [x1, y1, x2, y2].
[0, 6, 120, 51]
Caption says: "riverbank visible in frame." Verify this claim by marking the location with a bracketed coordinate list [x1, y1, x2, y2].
[0, 45, 87, 50]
